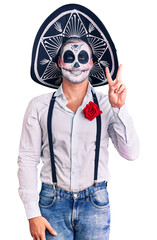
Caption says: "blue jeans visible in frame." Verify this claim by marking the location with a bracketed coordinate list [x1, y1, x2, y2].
[39, 181, 110, 239]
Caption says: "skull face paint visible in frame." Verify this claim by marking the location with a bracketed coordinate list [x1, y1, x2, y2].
[60, 41, 92, 83]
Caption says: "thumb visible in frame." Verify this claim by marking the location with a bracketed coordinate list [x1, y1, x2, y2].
[45, 220, 57, 236]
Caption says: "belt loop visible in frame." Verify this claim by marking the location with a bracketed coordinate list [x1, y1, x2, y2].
[85, 188, 89, 202]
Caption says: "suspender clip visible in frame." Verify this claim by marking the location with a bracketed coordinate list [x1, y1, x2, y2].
[94, 181, 97, 187]
[53, 182, 57, 189]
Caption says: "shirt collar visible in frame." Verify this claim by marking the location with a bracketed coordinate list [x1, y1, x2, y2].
[54, 81, 95, 113]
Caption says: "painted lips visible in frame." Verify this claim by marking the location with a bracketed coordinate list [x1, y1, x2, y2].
[62, 68, 89, 76]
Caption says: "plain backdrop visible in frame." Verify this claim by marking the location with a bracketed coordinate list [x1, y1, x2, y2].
[0, 0, 157, 239]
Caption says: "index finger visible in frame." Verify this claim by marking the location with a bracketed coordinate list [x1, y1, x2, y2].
[105, 67, 113, 86]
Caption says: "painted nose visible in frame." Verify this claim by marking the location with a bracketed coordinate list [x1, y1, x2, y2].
[74, 62, 80, 68]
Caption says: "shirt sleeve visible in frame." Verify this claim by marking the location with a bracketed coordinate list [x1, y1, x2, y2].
[17, 98, 42, 219]
[107, 104, 140, 160]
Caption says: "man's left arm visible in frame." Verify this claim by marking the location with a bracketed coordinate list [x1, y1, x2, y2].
[105, 64, 140, 160]
[108, 105, 140, 160]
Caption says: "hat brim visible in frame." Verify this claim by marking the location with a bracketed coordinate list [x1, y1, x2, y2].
[31, 4, 119, 89]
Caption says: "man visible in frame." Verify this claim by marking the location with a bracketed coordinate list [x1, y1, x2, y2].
[17, 4, 139, 240]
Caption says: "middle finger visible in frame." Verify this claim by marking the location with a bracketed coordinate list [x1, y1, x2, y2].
[116, 64, 123, 82]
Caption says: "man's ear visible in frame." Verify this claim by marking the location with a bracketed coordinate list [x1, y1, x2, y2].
[58, 57, 61, 68]
[90, 58, 93, 68]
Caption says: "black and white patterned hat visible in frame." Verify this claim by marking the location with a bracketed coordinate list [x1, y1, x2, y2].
[31, 4, 119, 89]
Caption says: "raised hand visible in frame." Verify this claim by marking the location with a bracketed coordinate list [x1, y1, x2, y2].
[105, 64, 127, 109]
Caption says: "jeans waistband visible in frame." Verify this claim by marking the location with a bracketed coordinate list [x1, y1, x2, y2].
[40, 181, 107, 200]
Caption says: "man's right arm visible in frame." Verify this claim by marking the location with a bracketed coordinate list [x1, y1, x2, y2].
[17, 98, 42, 219]
[17, 98, 57, 238]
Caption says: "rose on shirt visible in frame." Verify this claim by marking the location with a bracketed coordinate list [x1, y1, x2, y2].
[83, 101, 102, 121]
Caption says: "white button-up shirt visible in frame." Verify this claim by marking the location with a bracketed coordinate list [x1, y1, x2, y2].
[17, 81, 139, 219]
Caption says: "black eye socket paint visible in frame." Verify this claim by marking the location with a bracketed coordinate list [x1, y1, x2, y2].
[78, 50, 89, 64]
[63, 50, 75, 63]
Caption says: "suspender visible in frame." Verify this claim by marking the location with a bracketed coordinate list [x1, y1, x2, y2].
[47, 91, 57, 189]
[47, 89, 101, 189]
[91, 90, 102, 187]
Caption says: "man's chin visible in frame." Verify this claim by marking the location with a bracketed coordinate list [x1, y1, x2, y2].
[63, 75, 88, 84]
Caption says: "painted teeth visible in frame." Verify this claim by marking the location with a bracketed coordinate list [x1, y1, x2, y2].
[63, 68, 89, 73]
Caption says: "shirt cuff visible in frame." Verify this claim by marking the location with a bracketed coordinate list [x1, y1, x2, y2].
[112, 104, 129, 123]
[111, 106, 120, 115]
[112, 104, 133, 143]
[24, 201, 41, 219]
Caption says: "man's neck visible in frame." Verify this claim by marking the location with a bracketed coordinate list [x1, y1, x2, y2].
[62, 77, 89, 101]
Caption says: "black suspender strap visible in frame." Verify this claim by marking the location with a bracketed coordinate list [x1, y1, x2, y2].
[91, 90, 102, 187]
[47, 91, 57, 189]
[47, 89, 101, 189]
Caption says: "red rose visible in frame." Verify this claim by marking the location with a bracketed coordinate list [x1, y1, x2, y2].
[83, 101, 102, 121]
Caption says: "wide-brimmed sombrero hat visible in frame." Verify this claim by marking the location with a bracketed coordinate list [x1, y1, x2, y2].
[31, 4, 119, 89]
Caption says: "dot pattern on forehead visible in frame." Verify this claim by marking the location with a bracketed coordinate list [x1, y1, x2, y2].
[71, 43, 84, 52]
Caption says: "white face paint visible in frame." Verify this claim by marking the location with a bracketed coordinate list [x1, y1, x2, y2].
[60, 41, 92, 83]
